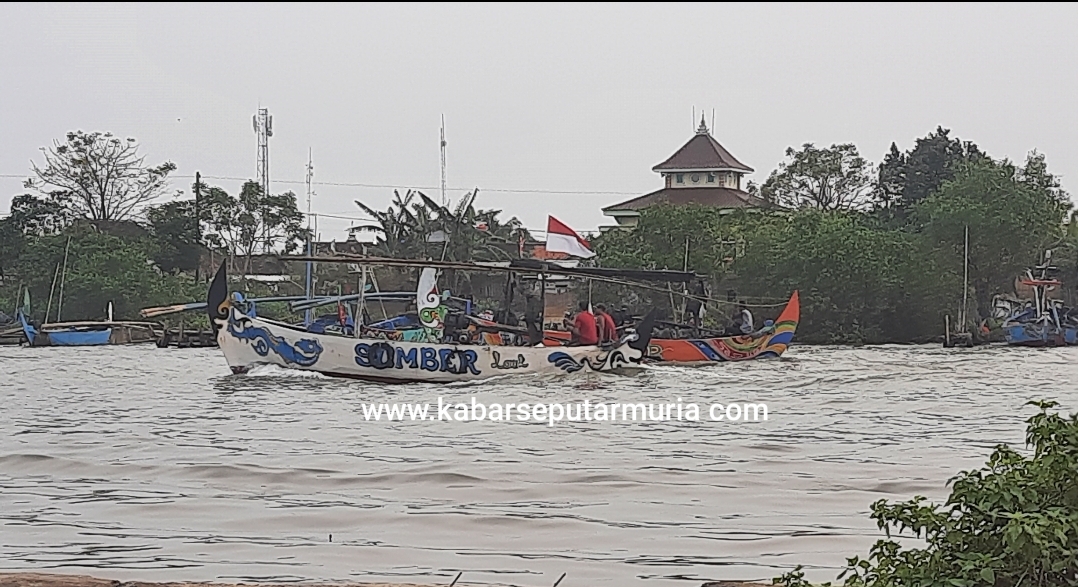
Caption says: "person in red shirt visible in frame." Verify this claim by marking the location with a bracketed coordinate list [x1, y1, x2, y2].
[594, 304, 618, 344]
[564, 301, 599, 346]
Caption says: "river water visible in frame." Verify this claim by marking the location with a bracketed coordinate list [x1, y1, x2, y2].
[1, 344, 1075, 586]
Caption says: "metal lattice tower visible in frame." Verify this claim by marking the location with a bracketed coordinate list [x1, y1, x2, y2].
[253, 107, 272, 252]
[253, 107, 273, 199]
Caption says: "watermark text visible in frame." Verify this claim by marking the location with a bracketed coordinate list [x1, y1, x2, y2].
[359, 397, 767, 426]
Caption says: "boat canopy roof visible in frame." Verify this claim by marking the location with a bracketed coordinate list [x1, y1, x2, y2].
[282, 254, 703, 282]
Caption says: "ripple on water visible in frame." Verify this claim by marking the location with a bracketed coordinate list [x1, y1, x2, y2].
[0, 343, 1075, 585]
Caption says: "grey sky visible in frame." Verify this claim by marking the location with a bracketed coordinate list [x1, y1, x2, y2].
[3, 3, 1077, 240]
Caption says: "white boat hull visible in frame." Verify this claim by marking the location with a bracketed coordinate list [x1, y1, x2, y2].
[216, 307, 648, 383]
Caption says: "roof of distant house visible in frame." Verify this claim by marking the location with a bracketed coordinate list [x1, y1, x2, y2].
[602, 186, 772, 212]
[526, 243, 571, 261]
[652, 131, 754, 173]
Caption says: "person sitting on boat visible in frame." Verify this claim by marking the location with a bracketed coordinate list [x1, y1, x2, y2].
[564, 301, 599, 346]
[723, 305, 754, 336]
[594, 303, 618, 344]
[684, 280, 707, 329]
[739, 306, 754, 334]
[611, 305, 632, 327]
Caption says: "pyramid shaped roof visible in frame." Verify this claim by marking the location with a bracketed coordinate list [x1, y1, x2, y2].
[653, 119, 754, 173]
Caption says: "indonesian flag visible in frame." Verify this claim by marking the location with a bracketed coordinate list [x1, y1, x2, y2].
[545, 216, 595, 259]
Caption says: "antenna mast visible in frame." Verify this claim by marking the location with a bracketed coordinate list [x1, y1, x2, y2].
[304, 149, 315, 325]
[253, 107, 273, 252]
[306, 148, 314, 224]
[440, 114, 447, 207]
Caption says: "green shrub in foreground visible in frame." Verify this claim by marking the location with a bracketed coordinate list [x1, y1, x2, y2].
[776, 401, 1078, 587]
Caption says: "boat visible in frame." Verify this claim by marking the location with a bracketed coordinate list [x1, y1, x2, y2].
[17, 292, 160, 347]
[1002, 250, 1075, 347]
[536, 291, 799, 363]
[19, 317, 160, 346]
[206, 263, 657, 383]
[642, 291, 799, 363]
[276, 252, 798, 365]
[18, 313, 160, 347]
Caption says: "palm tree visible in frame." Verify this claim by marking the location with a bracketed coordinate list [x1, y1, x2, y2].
[354, 189, 531, 262]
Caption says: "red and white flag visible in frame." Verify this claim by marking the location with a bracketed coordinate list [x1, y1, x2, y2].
[545, 216, 595, 259]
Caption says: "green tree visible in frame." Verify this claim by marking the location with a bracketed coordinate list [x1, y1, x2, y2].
[355, 189, 529, 262]
[354, 190, 438, 259]
[200, 181, 305, 274]
[875, 126, 985, 216]
[13, 228, 198, 321]
[592, 204, 754, 321]
[737, 210, 958, 343]
[915, 154, 1071, 316]
[145, 198, 200, 274]
[25, 131, 176, 221]
[594, 204, 745, 277]
[5, 192, 75, 236]
[0, 193, 76, 283]
[761, 143, 874, 211]
[415, 191, 528, 262]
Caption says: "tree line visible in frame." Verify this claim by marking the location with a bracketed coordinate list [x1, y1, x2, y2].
[0, 130, 533, 321]
[0, 131, 308, 321]
[2, 127, 1073, 342]
[598, 127, 1074, 343]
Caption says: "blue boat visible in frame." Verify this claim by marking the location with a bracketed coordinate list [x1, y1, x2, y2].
[1004, 321, 1067, 347]
[18, 311, 159, 347]
[1002, 251, 1074, 347]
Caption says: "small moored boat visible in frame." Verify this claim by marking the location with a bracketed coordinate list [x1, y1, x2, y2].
[18, 302, 160, 347]
[1002, 251, 1075, 348]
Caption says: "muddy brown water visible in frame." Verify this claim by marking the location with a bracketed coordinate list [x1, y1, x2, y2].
[1, 344, 1075, 586]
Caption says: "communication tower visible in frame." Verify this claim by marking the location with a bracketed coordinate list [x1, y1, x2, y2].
[253, 108, 273, 199]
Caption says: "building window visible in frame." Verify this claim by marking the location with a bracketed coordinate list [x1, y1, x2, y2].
[676, 173, 684, 183]
[707, 173, 715, 183]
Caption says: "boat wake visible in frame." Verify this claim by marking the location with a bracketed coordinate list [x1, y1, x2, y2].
[243, 364, 327, 379]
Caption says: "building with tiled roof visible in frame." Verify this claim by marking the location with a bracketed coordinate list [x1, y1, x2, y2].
[602, 116, 771, 227]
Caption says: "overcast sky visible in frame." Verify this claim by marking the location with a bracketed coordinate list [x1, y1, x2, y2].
[2, 3, 1077, 239]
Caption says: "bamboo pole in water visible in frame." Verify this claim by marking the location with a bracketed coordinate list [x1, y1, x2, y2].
[55, 237, 72, 323]
[960, 225, 969, 331]
[45, 262, 60, 323]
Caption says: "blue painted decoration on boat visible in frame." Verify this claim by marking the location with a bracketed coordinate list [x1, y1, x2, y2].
[548, 351, 585, 373]
[227, 313, 323, 366]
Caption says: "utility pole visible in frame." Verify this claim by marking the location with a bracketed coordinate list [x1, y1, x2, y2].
[440, 114, 447, 207]
[194, 171, 202, 283]
[304, 149, 315, 325]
